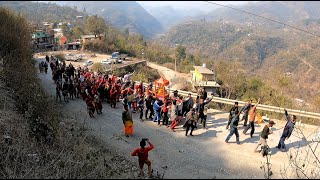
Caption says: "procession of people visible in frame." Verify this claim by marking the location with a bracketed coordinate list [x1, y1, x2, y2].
[42, 54, 297, 177]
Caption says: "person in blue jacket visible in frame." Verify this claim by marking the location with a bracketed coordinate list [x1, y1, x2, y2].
[225, 109, 241, 144]
[153, 98, 163, 125]
[277, 109, 296, 152]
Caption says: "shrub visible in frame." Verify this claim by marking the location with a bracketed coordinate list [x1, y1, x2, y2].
[0, 7, 59, 142]
[55, 53, 66, 61]
[91, 62, 104, 72]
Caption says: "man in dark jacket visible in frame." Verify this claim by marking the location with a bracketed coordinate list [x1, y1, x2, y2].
[182, 93, 194, 116]
[195, 97, 212, 128]
[145, 95, 154, 120]
[243, 98, 260, 137]
[240, 99, 252, 126]
[185, 108, 196, 136]
[225, 110, 241, 144]
[277, 109, 296, 152]
[226, 102, 239, 129]
[255, 121, 275, 153]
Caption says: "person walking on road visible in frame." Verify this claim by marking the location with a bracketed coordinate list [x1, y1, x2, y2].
[182, 93, 194, 116]
[153, 98, 162, 125]
[198, 88, 207, 104]
[137, 95, 145, 122]
[122, 104, 134, 137]
[255, 121, 275, 153]
[225, 110, 241, 144]
[243, 98, 260, 137]
[240, 99, 253, 126]
[162, 98, 170, 127]
[226, 102, 239, 129]
[170, 99, 179, 131]
[185, 108, 196, 136]
[145, 95, 154, 120]
[131, 138, 154, 178]
[195, 97, 212, 128]
[277, 109, 296, 152]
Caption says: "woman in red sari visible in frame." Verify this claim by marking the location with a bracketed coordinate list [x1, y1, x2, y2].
[110, 85, 117, 108]
[85, 95, 95, 118]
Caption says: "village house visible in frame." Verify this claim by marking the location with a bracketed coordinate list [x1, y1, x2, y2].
[80, 34, 104, 42]
[32, 29, 55, 49]
[190, 65, 220, 94]
[80, 34, 104, 50]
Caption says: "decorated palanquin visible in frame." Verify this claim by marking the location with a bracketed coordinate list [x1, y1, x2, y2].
[153, 77, 169, 100]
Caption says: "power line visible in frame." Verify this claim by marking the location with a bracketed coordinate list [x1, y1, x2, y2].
[203, 1, 320, 39]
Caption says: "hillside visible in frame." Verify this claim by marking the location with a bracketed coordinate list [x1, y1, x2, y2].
[157, 1, 320, 109]
[0, 1, 86, 23]
[62, 1, 164, 38]
[202, 1, 320, 29]
[160, 21, 288, 69]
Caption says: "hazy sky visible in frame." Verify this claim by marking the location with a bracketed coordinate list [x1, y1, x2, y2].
[137, 1, 252, 10]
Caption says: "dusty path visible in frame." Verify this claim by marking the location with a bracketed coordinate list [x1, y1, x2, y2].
[146, 61, 191, 89]
[38, 57, 319, 179]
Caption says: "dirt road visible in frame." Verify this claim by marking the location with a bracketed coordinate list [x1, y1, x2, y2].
[36, 50, 143, 70]
[38, 57, 319, 179]
[146, 62, 191, 90]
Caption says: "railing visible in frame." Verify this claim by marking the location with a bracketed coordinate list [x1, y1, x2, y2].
[137, 82, 320, 120]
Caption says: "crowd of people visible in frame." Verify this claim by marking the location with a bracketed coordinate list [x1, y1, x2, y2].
[44, 55, 215, 136]
[41, 54, 297, 177]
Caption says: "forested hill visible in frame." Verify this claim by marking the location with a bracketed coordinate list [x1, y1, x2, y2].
[62, 1, 164, 39]
[0, 1, 86, 23]
[201, 1, 320, 29]
[157, 1, 320, 107]
[160, 20, 288, 69]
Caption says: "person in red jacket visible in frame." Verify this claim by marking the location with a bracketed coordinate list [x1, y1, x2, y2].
[85, 96, 95, 118]
[110, 86, 117, 108]
[131, 139, 154, 178]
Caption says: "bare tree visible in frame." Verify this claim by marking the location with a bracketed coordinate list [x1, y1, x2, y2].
[279, 122, 320, 179]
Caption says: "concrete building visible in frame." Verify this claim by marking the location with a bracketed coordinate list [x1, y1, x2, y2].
[32, 29, 54, 49]
[190, 65, 220, 94]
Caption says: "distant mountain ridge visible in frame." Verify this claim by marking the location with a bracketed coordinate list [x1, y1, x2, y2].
[157, 1, 320, 105]
[62, 1, 164, 38]
[201, 1, 320, 28]
[143, 5, 210, 30]
[0, 1, 86, 23]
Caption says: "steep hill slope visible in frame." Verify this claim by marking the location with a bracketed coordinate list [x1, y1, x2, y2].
[63, 1, 164, 38]
[202, 1, 320, 29]
[159, 21, 320, 108]
[0, 1, 86, 23]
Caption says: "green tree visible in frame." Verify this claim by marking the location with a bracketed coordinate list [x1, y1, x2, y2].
[175, 45, 186, 61]
[91, 63, 104, 72]
[215, 60, 247, 99]
[85, 15, 107, 37]
[69, 26, 84, 41]
[61, 23, 68, 34]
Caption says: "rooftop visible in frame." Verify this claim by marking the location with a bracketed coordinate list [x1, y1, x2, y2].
[193, 66, 215, 75]
[81, 34, 104, 39]
[196, 81, 220, 88]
